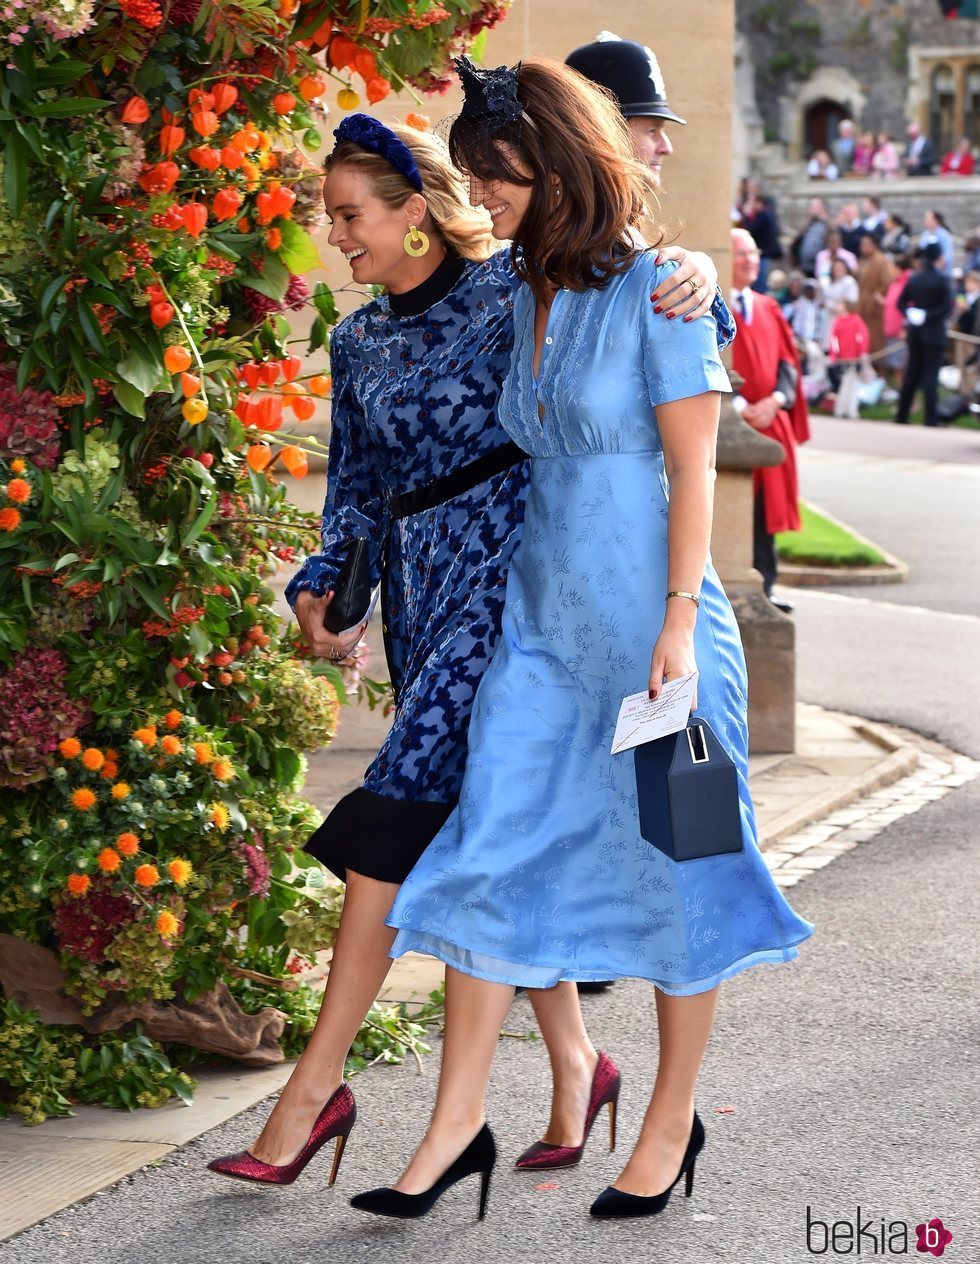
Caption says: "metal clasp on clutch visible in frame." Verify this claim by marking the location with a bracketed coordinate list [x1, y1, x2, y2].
[686, 723, 710, 765]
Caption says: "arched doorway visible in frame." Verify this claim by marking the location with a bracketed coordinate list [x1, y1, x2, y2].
[804, 99, 847, 155]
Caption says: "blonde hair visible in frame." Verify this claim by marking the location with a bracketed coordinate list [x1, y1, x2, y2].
[326, 123, 496, 262]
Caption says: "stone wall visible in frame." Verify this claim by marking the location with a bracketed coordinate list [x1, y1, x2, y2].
[737, 0, 980, 148]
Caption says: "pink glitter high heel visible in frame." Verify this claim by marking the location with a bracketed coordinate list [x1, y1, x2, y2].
[208, 1083, 356, 1186]
[515, 1051, 620, 1170]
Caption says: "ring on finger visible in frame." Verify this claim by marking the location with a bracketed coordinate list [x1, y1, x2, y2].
[688, 278, 701, 296]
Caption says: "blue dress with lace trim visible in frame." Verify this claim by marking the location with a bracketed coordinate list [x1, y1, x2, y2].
[387, 251, 814, 993]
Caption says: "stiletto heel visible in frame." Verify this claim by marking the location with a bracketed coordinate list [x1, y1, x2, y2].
[515, 1051, 621, 1170]
[350, 1123, 497, 1221]
[590, 1110, 705, 1219]
[208, 1084, 356, 1187]
[328, 1131, 350, 1187]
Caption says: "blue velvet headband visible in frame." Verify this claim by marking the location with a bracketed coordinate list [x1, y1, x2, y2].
[332, 114, 424, 193]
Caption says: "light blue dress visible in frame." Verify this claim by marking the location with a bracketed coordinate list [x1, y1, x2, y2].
[387, 251, 814, 995]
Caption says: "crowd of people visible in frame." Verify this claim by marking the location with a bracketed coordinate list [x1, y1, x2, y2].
[805, 119, 975, 181]
[735, 182, 980, 427]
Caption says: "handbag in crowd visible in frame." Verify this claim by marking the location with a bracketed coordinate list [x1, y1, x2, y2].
[323, 537, 375, 637]
[633, 719, 744, 861]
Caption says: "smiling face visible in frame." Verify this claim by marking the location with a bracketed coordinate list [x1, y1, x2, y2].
[625, 116, 673, 185]
[464, 143, 534, 242]
[324, 164, 430, 289]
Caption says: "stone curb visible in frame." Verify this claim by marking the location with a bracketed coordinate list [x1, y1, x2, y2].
[757, 717, 919, 848]
[777, 499, 910, 588]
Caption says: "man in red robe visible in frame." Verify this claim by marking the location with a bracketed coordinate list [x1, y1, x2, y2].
[730, 228, 811, 613]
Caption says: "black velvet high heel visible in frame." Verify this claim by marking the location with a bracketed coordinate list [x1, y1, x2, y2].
[350, 1123, 496, 1221]
[589, 1111, 704, 1219]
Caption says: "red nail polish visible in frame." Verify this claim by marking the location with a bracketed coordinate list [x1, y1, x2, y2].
[653, 305, 663, 314]
[666, 311, 676, 319]
[683, 315, 692, 322]
[649, 689, 657, 700]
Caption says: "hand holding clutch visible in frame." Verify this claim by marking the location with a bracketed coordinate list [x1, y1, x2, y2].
[323, 538, 375, 637]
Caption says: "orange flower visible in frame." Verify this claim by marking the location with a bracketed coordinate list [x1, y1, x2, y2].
[209, 802, 230, 831]
[111, 782, 132, 800]
[192, 741, 214, 765]
[59, 737, 82, 759]
[156, 909, 180, 938]
[71, 787, 97, 811]
[191, 108, 219, 138]
[0, 507, 21, 531]
[160, 735, 183, 756]
[211, 759, 234, 782]
[264, 227, 282, 251]
[100, 763, 119, 781]
[168, 858, 193, 886]
[138, 161, 179, 195]
[272, 92, 296, 115]
[5, 478, 30, 504]
[97, 847, 121, 873]
[81, 747, 105, 772]
[121, 96, 150, 125]
[134, 864, 160, 888]
[116, 832, 140, 857]
[9, 459, 26, 473]
[159, 123, 186, 155]
[66, 874, 91, 896]
[133, 727, 157, 748]
[163, 709, 183, 730]
[212, 187, 244, 223]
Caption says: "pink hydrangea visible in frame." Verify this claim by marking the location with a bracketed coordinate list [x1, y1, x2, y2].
[0, 647, 90, 787]
[239, 832, 271, 898]
[0, 373, 62, 470]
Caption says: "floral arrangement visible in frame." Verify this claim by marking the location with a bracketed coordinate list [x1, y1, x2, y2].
[0, 0, 508, 1119]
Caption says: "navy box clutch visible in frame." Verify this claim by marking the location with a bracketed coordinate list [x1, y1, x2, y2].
[633, 719, 744, 862]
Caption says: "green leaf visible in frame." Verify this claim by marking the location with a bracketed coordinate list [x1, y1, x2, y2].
[113, 380, 146, 418]
[277, 219, 322, 276]
[303, 127, 322, 150]
[77, 301, 109, 356]
[129, 577, 172, 621]
[54, 553, 80, 572]
[35, 61, 91, 89]
[40, 273, 71, 319]
[3, 132, 27, 217]
[30, 98, 110, 118]
[183, 494, 217, 549]
[238, 255, 290, 302]
[117, 343, 163, 397]
[313, 282, 339, 326]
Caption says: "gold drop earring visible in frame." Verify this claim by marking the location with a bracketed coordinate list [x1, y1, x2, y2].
[404, 224, 430, 257]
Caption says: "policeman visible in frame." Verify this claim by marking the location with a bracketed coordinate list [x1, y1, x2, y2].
[566, 31, 685, 187]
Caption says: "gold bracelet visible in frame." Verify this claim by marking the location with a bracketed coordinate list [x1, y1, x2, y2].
[666, 590, 700, 608]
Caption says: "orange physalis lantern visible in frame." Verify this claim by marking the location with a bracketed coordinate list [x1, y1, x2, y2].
[188, 145, 221, 171]
[272, 92, 297, 116]
[281, 355, 302, 382]
[246, 444, 272, 472]
[366, 77, 391, 105]
[159, 123, 185, 155]
[212, 188, 244, 222]
[181, 202, 207, 238]
[292, 396, 317, 422]
[164, 345, 192, 374]
[298, 76, 327, 102]
[280, 445, 308, 477]
[138, 161, 179, 194]
[121, 96, 150, 124]
[191, 109, 219, 138]
[211, 83, 238, 114]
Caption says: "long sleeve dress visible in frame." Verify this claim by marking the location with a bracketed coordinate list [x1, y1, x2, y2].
[285, 252, 530, 883]
[386, 251, 814, 994]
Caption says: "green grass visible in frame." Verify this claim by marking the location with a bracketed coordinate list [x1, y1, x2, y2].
[776, 501, 886, 568]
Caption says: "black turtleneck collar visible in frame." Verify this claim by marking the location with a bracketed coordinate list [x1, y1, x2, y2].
[387, 251, 466, 318]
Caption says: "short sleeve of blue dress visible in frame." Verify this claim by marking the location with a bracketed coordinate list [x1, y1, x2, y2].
[638, 256, 734, 409]
[386, 250, 813, 996]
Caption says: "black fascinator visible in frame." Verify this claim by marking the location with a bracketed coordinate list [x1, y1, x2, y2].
[444, 56, 534, 187]
[454, 55, 525, 127]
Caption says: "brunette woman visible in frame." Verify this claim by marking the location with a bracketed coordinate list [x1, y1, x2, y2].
[207, 117, 721, 1186]
[353, 59, 813, 1222]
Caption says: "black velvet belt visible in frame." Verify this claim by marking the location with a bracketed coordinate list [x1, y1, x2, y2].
[389, 442, 527, 521]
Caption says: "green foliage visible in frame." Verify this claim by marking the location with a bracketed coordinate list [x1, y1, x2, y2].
[0, 998, 194, 1125]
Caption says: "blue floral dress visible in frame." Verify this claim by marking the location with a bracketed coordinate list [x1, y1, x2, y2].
[388, 251, 814, 993]
[285, 253, 530, 883]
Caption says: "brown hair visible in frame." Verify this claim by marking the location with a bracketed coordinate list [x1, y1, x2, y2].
[449, 59, 664, 302]
[326, 123, 496, 262]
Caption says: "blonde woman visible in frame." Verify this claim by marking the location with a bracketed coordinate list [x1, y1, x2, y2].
[208, 118, 718, 1185]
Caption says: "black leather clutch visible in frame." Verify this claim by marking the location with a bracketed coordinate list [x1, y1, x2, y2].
[633, 719, 744, 862]
[323, 537, 373, 636]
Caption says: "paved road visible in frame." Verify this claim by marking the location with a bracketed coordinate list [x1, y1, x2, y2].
[6, 422, 979, 1264]
[792, 424, 980, 758]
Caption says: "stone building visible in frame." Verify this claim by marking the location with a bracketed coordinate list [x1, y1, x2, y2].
[736, 0, 980, 239]
[737, 0, 980, 160]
